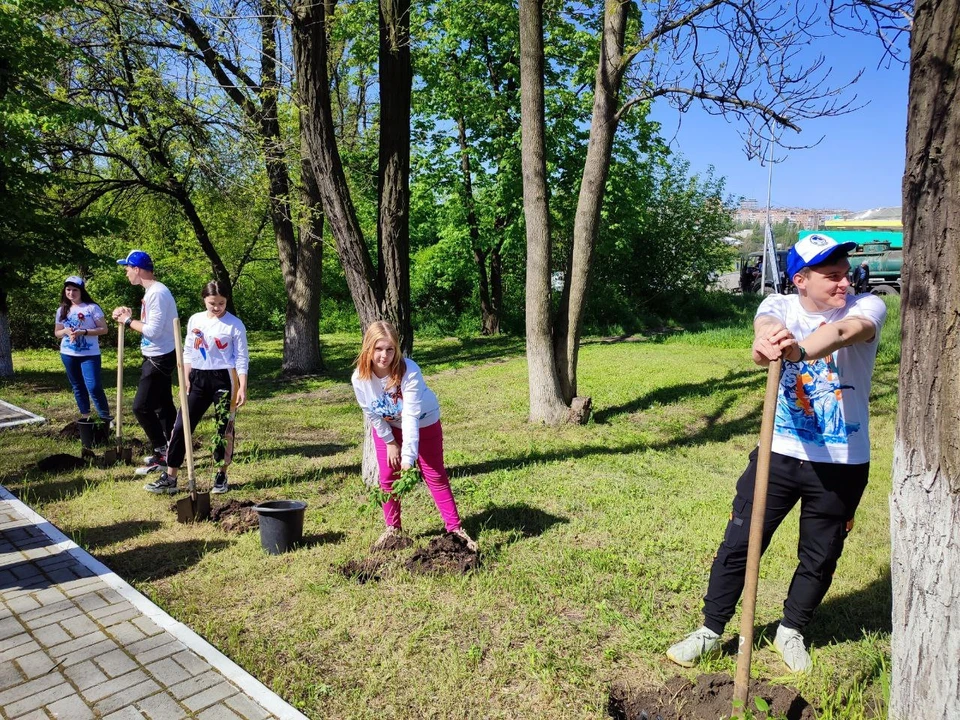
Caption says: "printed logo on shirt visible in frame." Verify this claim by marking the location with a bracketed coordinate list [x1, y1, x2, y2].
[192, 329, 209, 360]
[371, 387, 403, 422]
[214, 337, 229, 350]
[775, 346, 859, 447]
[140, 299, 152, 348]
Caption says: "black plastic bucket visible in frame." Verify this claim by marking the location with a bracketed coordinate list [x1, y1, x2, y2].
[77, 420, 109, 449]
[254, 500, 307, 554]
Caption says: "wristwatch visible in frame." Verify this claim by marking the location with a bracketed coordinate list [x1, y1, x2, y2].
[124, 317, 132, 327]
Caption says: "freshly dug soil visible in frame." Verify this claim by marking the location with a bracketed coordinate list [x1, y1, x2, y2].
[59, 421, 81, 439]
[34, 454, 87, 473]
[209, 500, 259, 534]
[608, 673, 814, 720]
[337, 557, 387, 584]
[404, 533, 479, 575]
[371, 533, 414, 553]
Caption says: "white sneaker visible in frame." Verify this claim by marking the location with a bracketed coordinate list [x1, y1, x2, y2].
[666, 626, 721, 667]
[773, 624, 812, 673]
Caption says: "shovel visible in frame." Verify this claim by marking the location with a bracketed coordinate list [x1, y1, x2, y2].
[173, 317, 210, 523]
[112, 323, 133, 464]
[732, 358, 782, 717]
[222, 367, 240, 466]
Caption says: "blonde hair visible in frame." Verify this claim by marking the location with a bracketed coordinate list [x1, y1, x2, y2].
[355, 321, 406, 389]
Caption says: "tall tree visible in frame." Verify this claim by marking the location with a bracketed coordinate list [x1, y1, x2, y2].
[518, 0, 908, 423]
[292, 0, 414, 352]
[0, 0, 100, 376]
[890, 0, 960, 715]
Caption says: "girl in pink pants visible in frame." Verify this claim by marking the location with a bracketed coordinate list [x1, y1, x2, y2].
[351, 321, 477, 552]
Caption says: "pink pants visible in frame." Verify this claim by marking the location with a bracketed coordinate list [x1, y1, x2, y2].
[372, 421, 462, 532]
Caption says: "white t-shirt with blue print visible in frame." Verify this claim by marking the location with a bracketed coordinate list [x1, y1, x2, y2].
[756, 293, 887, 464]
[56, 303, 105, 357]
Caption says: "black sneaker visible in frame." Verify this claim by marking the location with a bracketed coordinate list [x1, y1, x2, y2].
[212, 470, 229, 494]
[144, 472, 178, 494]
[135, 453, 166, 476]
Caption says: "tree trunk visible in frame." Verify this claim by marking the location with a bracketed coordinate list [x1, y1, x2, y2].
[890, 1, 960, 717]
[293, 0, 382, 330]
[170, 184, 234, 310]
[377, 0, 413, 354]
[0, 290, 12, 378]
[259, 1, 322, 375]
[519, 0, 567, 425]
[554, 0, 628, 403]
[457, 115, 499, 335]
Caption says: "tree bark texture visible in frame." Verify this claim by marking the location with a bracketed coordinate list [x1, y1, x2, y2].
[377, 0, 413, 354]
[890, 0, 960, 716]
[0, 290, 12, 377]
[293, 0, 382, 331]
[519, 0, 568, 425]
[259, 1, 322, 374]
[554, 0, 628, 403]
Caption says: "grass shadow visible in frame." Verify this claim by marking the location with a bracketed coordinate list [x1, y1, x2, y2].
[232, 443, 352, 464]
[593, 368, 763, 424]
[461, 503, 569, 542]
[297, 531, 346, 549]
[807, 566, 892, 644]
[69, 520, 163, 551]
[97, 539, 232, 582]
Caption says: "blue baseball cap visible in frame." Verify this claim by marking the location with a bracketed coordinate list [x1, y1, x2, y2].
[64, 275, 85, 287]
[786, 233, 858, 280]
[116, 250, 154, 271]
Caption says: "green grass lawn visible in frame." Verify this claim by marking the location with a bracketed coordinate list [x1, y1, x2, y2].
[0, 300, 900, 719]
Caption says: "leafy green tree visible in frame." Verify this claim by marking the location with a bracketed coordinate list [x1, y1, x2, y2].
[0, 0, 105, 376]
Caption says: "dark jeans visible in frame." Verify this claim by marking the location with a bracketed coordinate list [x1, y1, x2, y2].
[166, 369, 232, 469]
[132, 351, 177, 452]
[61, 354, 110, 419]
[702, 449, 870, 635]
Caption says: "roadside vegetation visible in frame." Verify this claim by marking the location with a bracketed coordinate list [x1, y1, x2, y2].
[0, 297, 899, 719]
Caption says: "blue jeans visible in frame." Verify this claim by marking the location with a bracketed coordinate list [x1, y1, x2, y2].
[61, 354, 111, 419]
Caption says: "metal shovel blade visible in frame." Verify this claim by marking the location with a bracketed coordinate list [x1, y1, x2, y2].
[176, 492, 211, 523]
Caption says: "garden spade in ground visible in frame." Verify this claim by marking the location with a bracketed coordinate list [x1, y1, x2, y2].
[172, 316, 210, 523]
[732, 358, 782, 718]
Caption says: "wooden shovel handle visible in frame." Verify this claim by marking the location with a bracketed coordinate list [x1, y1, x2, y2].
[116, 323, 124, 452]
[172, 318, 196, 497]
[733, 358, 782, 713]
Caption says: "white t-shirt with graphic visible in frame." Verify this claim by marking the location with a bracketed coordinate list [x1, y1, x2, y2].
[181, 311, 249, 375]
[56, 303, 105, 357]
[756, 293, 887, 464]
[351, 358, 441, 466]
[139, 282, 177, 357]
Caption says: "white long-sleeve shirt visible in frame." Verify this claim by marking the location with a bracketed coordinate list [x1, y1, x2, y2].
[139, 282, 177, 357]
[351, 358, 440, 466]
[182, 311, 249, 375]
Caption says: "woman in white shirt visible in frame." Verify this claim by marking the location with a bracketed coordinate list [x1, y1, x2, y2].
[144, 281, 249, 496]
[54, 276, 110, 421]
[352, 321, 477, 552]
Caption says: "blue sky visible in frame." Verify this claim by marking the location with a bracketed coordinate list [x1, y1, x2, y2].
[649, 31, 910, 212]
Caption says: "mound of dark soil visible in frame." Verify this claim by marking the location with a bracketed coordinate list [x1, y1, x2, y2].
[59, 421, 81, 439]
[210, 499, 259, 534]
[34, 454, 87, 473]
[404, 532, 479, 575]
[337, 557, 387, 584]
[608, 673, 814, 720]
[371, 533, 414, 553]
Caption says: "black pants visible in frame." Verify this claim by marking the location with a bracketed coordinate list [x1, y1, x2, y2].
[132, 352, 177, 452]
[702, 449, 869, 634]
[166, 369, 232, 469]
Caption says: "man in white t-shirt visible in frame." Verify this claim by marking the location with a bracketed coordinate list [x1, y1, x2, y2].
[111, 250, 178, 474]
[666, 233, 887, 673]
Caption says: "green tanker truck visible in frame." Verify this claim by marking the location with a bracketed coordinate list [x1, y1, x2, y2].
[849, 241, 903, 295]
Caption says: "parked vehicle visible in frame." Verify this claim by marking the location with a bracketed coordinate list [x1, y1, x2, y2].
[738, 250, 791, 294]
[849, 241, 903, 295]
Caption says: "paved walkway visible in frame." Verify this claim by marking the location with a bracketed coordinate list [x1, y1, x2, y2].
[0, 487, 308, 720]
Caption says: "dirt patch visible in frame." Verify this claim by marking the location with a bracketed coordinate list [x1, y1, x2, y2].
[608, 673, 814, 720]
[404, 533, 480, 575]
[372, 533, 414, 553]
[58, 421, 81, 439]
[336, 557, 387, 584]
[33, 454, 87, 473]
[209, 500, 259, 534]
